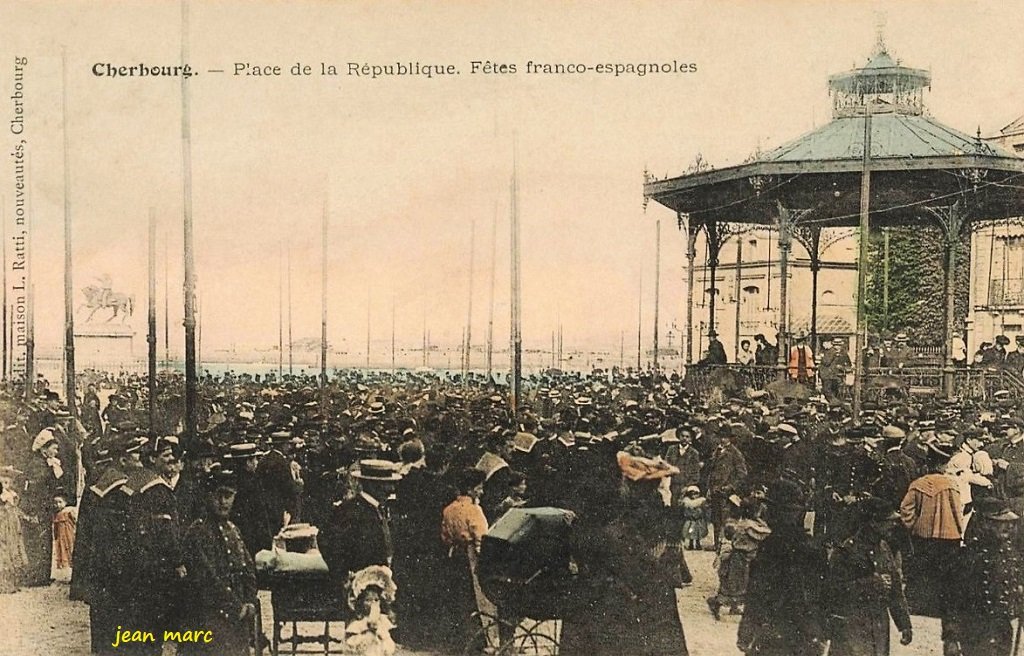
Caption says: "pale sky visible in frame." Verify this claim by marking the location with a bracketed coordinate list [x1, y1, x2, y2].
[1, 0, 1022, 360]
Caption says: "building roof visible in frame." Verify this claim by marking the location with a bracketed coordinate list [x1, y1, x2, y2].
[999, 114, 1024, 137]
[762, 112, 1014, 163]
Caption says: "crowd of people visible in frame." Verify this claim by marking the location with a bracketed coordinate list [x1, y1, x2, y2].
[0, 363, 1023, 655]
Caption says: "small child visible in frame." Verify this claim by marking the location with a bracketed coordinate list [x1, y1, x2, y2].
[52, 495, 77, 573]
[680, 486, 708, 550]
[344, 565, 397, 656]
[707, 496, 770, 620]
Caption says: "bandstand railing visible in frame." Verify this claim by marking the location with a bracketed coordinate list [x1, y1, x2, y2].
[685, 363, 1024, 403]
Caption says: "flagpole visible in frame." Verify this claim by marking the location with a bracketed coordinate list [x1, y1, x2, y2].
[636, 270, 643, 370]
[509, 143, 522, 411]
[653, 219, 661, 371]
[320, 199, 328, 403]
[278, 242, 283, 379]
[487, 203, 497, 381]
[1, 196, 7, 383]
[464, 216, 476, 383]
[287, 241, 293, 375]
[148, 208, 157, 437]
[24, 154, 34, 398]
[180, 0, 198, 443]
[164, 228, 169, 369]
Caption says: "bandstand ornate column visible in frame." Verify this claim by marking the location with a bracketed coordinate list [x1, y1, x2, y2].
[680, 212, 700, 365]
[924, 199, 970, 399]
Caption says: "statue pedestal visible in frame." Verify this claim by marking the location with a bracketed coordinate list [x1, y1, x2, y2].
[74, 323, 137, 371]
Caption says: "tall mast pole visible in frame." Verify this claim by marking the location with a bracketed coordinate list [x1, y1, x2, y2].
[852, 102, 872, 417]
[509, 144, 522, 411]
[180, 0, 198, 443]
[636, 271, 642, 370]
[2, 196, 7, 383]
[464, 217, 476, 382]
[61, 49, 77, 417]
[883, 228, 890, 332]
[486, 203, 497, 380]
[197, 292, 202, 375]
[148, 209, 157, 437]
[391, 297, 396, 374]
[320, 199, 328, 402]
[733, 234, 744, 360]
[653, 219, 661, 370]
[366, 291, 371, 369]
[163, 230, 169, 368]
[422, 310, 427, 367]
[558, 324, 563, 369]
[287, 242, 293, 375]
[278, 242, 283, 379]
[24, 154, 34, 398]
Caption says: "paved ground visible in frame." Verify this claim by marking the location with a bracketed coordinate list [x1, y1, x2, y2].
[1, 547, 952, 655]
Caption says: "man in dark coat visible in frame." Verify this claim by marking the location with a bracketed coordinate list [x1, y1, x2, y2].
[257, 431, 302, 535]
[825, 497, 913, 655]
[754, 334, 778, 366]
[391, 439, 448, 650]
[319, 460, 399, 590]
[127, 437, 187, 655]
[951, 497, 1023, 656]
[180, 470, 258, 656]
[738, 479, 827, 655]
[225, 443, 274, 556]
[818, 340, 851, 401]
[1003, 335, 1024, 376]
[664, 427, 701, 505]
[707, 431, 748, 549]
[76, 438, 143, 655]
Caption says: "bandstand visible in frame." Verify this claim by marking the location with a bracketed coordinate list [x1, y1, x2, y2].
[644, 40, 1024, 408]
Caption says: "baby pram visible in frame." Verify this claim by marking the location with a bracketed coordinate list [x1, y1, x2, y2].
[474, 507, 576, 655]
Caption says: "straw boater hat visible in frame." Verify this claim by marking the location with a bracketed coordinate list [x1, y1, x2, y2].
[351, 459, 402, 482]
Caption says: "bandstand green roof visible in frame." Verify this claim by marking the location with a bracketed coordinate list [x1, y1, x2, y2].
[644, 44, 1024, 227]
[763, 112, 1014, 162]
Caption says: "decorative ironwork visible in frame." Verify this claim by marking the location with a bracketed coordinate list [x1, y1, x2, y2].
[747, 174, 773, 196]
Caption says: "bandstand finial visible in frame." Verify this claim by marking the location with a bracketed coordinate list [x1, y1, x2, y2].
[874, 12, 888, 54]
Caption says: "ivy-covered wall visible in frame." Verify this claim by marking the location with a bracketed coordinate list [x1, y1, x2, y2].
[863, 225, 970, 346]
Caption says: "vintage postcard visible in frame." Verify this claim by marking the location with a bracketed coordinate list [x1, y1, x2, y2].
[1, 1, 1023, 655]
